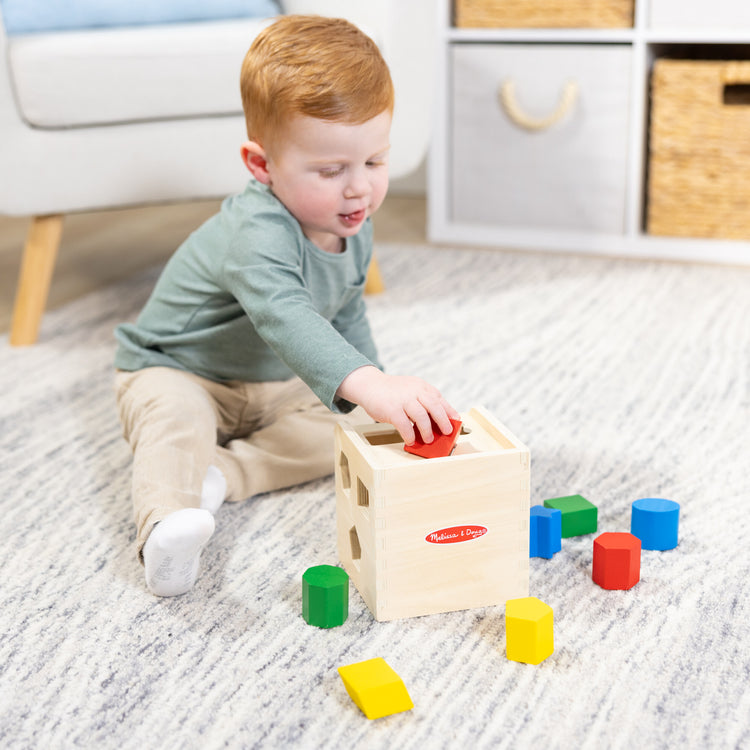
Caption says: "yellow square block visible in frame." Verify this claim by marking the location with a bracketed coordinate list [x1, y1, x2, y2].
[505, 596, 554, 665]
[337, 658, 414, 720]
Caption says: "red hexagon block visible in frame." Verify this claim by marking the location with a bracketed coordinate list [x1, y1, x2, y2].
[592, 532, 641, 590]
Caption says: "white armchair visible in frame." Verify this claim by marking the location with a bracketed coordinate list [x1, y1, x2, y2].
[0, 0, 436, 345]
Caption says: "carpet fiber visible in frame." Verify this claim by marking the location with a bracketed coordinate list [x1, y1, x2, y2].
[1, 243, 748, 748]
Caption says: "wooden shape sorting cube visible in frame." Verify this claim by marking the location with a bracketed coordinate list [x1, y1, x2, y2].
[337, 658, 414, 720]
[505, 596, 554, 665]
[543, 494, 597, 537]
[592, 532, 641, 590]
[302, 565, 349, 628]
[631, 497, 680, 550]
[529, 505, 562, 559]
[335, 407, 530, 622]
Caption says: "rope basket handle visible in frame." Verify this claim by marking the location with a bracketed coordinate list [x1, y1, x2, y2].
[499, 79, 579, 131]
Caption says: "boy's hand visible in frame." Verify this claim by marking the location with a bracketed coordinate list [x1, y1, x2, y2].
[337, 366, 460, 445]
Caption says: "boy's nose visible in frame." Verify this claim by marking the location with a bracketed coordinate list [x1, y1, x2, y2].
[343, 170, 370, 199]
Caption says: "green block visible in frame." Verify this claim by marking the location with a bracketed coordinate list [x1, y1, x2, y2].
[302, 565, 349, 628]
[543, 494, 597, 538]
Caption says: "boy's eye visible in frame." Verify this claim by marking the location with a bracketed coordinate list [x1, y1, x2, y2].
[319, 167, 344, 178]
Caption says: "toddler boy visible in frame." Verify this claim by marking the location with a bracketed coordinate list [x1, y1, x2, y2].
[114, 15, 458, 596]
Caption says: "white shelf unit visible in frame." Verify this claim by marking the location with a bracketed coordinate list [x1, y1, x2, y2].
[428, 0, 750, 265]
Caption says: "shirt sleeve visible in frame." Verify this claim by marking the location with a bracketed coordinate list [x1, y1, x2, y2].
[331, 285, 382, 371]
[222, 222, 376, 412]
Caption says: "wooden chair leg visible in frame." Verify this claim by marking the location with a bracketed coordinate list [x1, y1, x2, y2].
[364, 252, 385, 295]
[10, 214, 64, 346]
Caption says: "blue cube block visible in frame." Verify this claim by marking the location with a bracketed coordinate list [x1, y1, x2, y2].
[530, 505, 562, 559]
[631, 498, 680, 551]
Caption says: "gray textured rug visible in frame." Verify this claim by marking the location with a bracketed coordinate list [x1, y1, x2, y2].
[1, 242, 748, 749]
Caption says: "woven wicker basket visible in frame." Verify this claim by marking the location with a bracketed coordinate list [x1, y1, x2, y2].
[454, 0, 634, 28]
[648, 59, 750, 239]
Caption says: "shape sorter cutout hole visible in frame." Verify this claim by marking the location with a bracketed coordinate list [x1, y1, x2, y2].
[453, 442, 480, 456]
[339, 452, 351, 490]
[357, 478, 370, 508]
[365, 430, 403, 446]
[724, 83, 750, 105]
[349, 526, 362, 561]
[452, 425, 477, 455]
[365, 425, 471, 448]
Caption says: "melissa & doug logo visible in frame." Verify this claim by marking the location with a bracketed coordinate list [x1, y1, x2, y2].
[425, 525, 488, 545]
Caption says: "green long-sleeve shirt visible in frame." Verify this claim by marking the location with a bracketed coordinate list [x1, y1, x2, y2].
[114, 179, 381, 412]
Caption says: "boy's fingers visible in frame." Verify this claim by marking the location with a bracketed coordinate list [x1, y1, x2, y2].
[392, 412, 416, 445]
[434, 409, 455, 436]
[410, 406, 434, 444]
[446, 400, 461, 422]
[419, 397, 454, 436]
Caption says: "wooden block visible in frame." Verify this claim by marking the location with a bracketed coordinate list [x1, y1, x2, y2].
[631, 497, 680, 550]
[505, 596, 554, 665]
[592, 532, 641, 590]
[337, 658, 413, 720]
[302, 565, 349, 628]
[529, 505, 562, 559]
[404, 417, 462, 458]
[335, 407, 530, 621]
[543, 494, 597, 537]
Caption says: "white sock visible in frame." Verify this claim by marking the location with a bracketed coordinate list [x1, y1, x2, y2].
[143, 508, 215, 597]
[200, 465, 227, 515]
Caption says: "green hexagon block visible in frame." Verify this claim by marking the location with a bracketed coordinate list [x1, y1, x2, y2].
[543, 494, 597, 538]
[302, 565, 349, 628]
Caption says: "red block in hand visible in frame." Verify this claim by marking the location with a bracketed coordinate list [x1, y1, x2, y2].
[592, 532, 641, 590]
[404, 418, 462, 459]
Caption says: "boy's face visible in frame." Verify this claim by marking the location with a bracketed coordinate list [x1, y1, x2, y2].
[247, 110, 391, 254]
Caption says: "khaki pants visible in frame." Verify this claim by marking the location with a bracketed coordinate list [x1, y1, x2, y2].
[115, 366, 359, 558]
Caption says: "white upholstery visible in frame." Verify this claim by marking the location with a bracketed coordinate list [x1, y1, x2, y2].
[0, 0, 436, 216]
[8, 19, 273, 128]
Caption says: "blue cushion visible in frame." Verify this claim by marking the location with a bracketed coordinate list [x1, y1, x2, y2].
[1, 0, 280, 35]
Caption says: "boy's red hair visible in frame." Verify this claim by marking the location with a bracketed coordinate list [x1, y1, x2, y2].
[240, 15, 394, 151]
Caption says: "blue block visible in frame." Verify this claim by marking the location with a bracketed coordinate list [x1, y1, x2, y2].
[530, 505, 562, 559]
[631, 498, 680, 550]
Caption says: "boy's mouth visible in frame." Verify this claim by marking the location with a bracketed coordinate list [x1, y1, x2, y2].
[339, 209, 366, 227]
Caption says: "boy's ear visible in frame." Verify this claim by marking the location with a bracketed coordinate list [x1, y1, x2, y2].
[240, 140, 271, 184]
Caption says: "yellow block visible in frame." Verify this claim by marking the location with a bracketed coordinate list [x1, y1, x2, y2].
[337, 658, 414, 720]
[505, 596, 554, 665]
